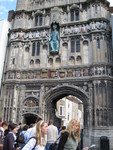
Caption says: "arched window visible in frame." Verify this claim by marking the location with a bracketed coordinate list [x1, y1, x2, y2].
[12, 58, 15, 64]
[35, 16, 38, 26]
[36, 42, 40, 56]
[35, 15, 43, 26]
[71, 38, 75, 53]
[97, 38, 100, 49]
[32, 43, 35, 56]
[70, 10, 79, 22]
[75, 10, 79, 21]
[95, 5, 98, 14]
[70, 10, 74, 21]
[39, 15, 43, 26]
[76, 39, 80, 52]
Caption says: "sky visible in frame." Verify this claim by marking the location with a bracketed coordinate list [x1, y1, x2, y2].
[0, 0, 113, 20]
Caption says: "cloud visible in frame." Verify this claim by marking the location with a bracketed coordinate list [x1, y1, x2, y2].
[0, 5, 8, 12]
[0, 5, 8, 16]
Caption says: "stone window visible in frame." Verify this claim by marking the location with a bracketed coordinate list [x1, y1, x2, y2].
[32, 43, 35, 56]
[48, 58, 53, 65]
[32, 42, 40, 56]
[97, 38, 100, 49]
[35, 59, 40, 64]
[70, 9, 79, 22]
[75, 10, 79, 21]
[71, 38, 80, 53]
[36, 42, 40, 56]
[70, 10, 74, 21]
[35, 16, 38, 26]
[76, 39, 80, 52]
[95, 5, 98, 14]
[71, 38, 75, 52]
[12, 58, 15, 64]
[35, 15, 43, 26]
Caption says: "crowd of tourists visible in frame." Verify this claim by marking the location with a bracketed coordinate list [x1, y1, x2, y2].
[0, 117, 89, 150]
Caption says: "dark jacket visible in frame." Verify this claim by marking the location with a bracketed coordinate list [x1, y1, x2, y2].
[3, 133, 16, 150]
[57, 130, 81, 150]
[57, 130, 69, 150]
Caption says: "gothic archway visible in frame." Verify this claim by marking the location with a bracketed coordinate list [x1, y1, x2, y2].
[43, 85, 90, 147]
[43, 85, 89, 127]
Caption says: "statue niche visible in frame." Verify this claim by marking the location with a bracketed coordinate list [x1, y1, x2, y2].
[49, 24, 60, 54]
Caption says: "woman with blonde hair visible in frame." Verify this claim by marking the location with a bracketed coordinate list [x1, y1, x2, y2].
[57, 119, 87, 150]
[57, 119, 80, 150]
[22, 120, 48, 150]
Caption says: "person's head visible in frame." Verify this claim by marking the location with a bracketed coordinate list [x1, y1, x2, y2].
[9, 123, 18, 134]
[23, 125, 29, 131]
[19, 123, 25, 130]
[62, 126, 66, 130]
[49, 119, 54, 125]
[67, 119, 80, 141]
[36, 116, 42, 123]
[35, 120, 48, 146]
[2, 121, 8, 130]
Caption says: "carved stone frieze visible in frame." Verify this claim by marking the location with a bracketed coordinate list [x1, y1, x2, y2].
[9, 29, 49, 42]
[61, 21, 108, 36]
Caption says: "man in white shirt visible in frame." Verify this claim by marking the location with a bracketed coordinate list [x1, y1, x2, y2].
[27, 117, 42, 138]
[46, 119, 58, 150]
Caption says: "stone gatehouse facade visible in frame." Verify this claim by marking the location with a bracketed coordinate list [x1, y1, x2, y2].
[1, 0, 113, 149]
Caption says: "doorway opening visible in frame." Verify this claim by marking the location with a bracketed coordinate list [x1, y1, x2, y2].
[23, 114, 37, 125]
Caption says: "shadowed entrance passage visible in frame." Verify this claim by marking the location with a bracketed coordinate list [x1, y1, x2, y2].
[24, 114, 37, 125]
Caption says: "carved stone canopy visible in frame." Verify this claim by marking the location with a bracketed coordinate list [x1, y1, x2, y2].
[50, 7, 61, 24]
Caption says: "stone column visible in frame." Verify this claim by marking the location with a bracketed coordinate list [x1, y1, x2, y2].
[92, 37, 97, 63]
[18, 85, 26, 123]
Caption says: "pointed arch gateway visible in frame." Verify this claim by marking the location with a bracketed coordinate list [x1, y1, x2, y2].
[43, 85, 91, 147]
[44, 85, 89, 128]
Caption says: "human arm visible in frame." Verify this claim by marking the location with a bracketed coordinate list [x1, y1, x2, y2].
[0, 144, 3, 148]
[22, 138, 37, 150]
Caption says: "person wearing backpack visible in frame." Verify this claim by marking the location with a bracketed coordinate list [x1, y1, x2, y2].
[18, 125, 29, 149]
[3, 123, 20, 150]
[22, 120, 48, 150]
[0, 121, 8, 150]
[57, 119, 88, 150]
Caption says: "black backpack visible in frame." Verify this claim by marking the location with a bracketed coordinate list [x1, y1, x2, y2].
[49, 136, 61, 150]
[18, 132, 26, 144]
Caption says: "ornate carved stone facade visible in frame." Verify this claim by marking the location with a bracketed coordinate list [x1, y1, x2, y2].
[1, 0, 113, 149]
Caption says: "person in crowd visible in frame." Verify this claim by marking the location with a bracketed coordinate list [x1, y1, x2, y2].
[29, 123, 34, 128]
[18, 124, 29, 149]
[57, 119, 88, 150]
[22, 120, 48, 150]
[27, 116, 42, 138]
[46, 119, 58, 150]
[0, 118, 2, 128]
[57, 119, 79, 150]
[17, 123, 22, 137]
[0, 121, 8, 150]
[3, 123, 20, 150]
